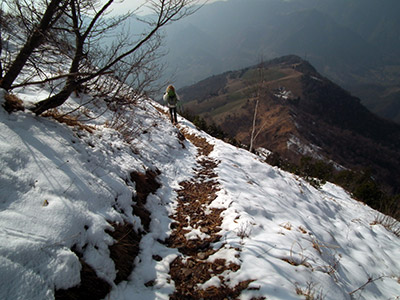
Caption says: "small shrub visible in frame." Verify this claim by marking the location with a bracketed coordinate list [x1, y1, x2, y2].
[108, 114, 142, 144]
[353, 180, 382, 208]
[295, 281, 325, 300]
[281, 222, 293, 231]
[236, 221, 252, 239]
[282, 241, 311, 268]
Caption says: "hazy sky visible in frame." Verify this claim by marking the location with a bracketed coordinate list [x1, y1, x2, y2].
[108, 0, 225, 16]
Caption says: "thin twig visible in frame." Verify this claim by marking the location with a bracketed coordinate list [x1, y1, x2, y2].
[349, 275, 387, 296]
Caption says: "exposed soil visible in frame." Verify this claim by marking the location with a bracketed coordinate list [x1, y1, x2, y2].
[55, 255, 111, 300]
[167, 128, 253, 299]
[55, 169, 160, 299]
[130, 169, 161, 231]
[55, 117, 254, 299]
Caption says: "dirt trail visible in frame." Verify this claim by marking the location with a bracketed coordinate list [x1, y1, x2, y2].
[167, 129, 253, 299]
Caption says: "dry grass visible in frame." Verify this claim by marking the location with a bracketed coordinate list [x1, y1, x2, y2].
[237, 221, 253, 239]
[295, 281, 325, 300]
[371, 213, 400, 237]
[130, 169, 160, 231]
[106, 222, 141, 285]
[311, 239, 322, 255]
[281, 241, 312, 269]
[298, 226, 308, 234]
[3, 93, 24, 113]
[280, 222, 293, 231]
[349, 275, 392, 297]
[42, 109, 95, 133]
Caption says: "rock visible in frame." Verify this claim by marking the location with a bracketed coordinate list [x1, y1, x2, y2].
[152, 255, 162, 261]
[144, 280, 155, 287]
[197, 252, 207, 260]
[182, 268, 193, 277]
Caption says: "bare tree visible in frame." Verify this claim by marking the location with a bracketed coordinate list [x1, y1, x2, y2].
[249, 96, 259, 153]
[249, 60, 269, 153]
[0, 3, 5, 79]
[0, 0, 68, 90]
[31, 0, 200, 115]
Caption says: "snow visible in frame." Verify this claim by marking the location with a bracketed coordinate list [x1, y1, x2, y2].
[208, 141, 400, 299]
[274, 87, 295, 100]
[1, 80, 400, 300]
[287, 134, 325, 160]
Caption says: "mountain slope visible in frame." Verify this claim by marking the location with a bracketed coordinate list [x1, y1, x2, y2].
[179, 55, 400, 194]
[2, 80, 400, 299]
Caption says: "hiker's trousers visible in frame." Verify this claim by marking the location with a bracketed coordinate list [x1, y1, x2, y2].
[169, 107, 177, 123]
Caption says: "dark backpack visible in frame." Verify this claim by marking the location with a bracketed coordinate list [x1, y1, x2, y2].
[167, 90, 178, 106]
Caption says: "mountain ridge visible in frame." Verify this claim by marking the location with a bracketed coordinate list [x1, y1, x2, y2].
[162, 0, 400, 123]
[179, 55, 400, 194]
[2, 88, 400, 299]
[1, 1, 400, 298]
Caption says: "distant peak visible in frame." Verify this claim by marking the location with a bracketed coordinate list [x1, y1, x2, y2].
[265, 55, 318, 75]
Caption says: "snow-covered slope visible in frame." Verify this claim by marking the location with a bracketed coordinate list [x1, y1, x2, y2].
[0, 87, 399, 300]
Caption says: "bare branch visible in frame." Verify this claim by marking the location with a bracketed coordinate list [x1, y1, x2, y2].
[0, 0, 68, 90]
[349, 275, 389, 296]
[33, 0, 202, 115]
[10, 71, 113, 89]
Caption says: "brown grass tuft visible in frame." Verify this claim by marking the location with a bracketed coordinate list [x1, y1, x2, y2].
[281, 222, 293, 231]
[298, 226, 308, 234]
[3, 93, 24, 113]
[42, 109, 95, 133]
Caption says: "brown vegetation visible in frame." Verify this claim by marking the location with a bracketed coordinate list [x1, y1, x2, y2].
[42, 109, 95, 133]
[56, 169, 160, 299]
[3, 93, 24, 113]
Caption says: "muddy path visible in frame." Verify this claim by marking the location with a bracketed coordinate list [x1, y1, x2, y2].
[166, 129, 254, 299]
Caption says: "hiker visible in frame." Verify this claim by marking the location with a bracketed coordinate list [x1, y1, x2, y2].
[163, 85, 180, 124]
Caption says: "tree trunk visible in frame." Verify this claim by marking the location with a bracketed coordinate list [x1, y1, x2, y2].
[0, 0, 65, 90]
[249, 99, 259, 153]
[0, 6, 3, 79]
[32, 80, 77, 115]
[33, 1, 84, 117]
